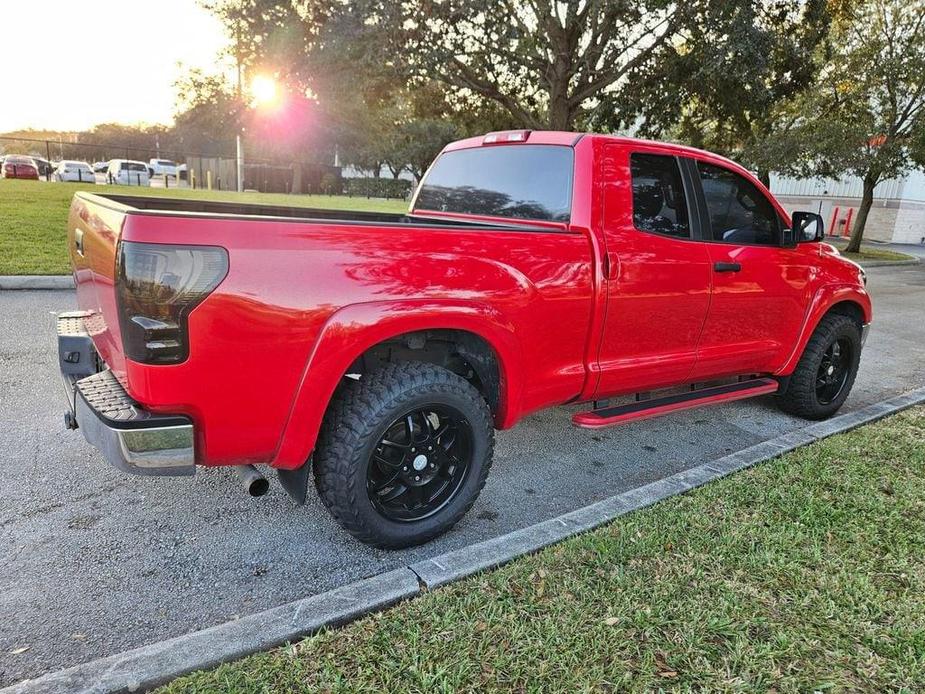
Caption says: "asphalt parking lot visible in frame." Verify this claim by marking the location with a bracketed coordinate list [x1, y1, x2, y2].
[2, 262, 925, 687]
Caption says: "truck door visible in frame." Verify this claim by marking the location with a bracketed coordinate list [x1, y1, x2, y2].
[686, 158, 813, 378]
[593, 144, 713, 397]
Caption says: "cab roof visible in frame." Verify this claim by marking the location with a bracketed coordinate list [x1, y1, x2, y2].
[443, 130, 747, 173]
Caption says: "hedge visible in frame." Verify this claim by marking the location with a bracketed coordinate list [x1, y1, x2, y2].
[344, 177, 413, 199]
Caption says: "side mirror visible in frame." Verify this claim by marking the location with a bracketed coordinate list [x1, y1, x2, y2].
[786, 211, 825, 246]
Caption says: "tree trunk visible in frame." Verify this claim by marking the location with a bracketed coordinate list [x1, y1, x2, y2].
[757, 169, 771, 189]
[844, 173, 877, 254]
[547, 90, 574, 130]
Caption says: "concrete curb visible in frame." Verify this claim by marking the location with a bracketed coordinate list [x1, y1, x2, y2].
[856, 258, 920, 268]
[1, 569, 420, 694]
[6, 387, 925, 694]
[410, 387, 925, 588]
[0, 276, 74, 290]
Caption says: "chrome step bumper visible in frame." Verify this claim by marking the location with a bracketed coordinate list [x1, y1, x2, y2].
[57, 313, 195, 476]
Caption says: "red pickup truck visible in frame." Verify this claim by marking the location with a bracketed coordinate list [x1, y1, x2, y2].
[58, 130, 870, 548]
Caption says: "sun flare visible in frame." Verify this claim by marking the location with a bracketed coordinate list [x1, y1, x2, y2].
[250, 75, 280, 107]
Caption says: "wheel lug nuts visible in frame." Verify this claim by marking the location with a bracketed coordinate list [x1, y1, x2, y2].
[403, 466, 408, 471]
[415, 475, 420, 481]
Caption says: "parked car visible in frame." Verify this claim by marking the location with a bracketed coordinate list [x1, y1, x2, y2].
[148, 158, 179, 177]
[92, 161, 109, 174]
[1, 155, 39, 179]
[54, 160, 95, 183]
[32, 157, 54, 178]
[106, 159, 149, 186]
[57, 130, 870, 549]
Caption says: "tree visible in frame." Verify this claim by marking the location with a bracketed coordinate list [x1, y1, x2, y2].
[602, 0, 832, 187]
[204, 1, 490, 176]
[799, 0, 925, 252]
[206, 0, 703, 132]
[172, 70, 244, 156]
[381, 0, 692, 130]
[397, 119, 460, 181]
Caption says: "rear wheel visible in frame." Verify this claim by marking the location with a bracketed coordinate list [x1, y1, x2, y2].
[314, 361, 494, 549]
[777, 313, 862, 420]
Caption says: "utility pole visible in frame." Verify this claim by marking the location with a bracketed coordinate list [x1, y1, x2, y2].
[235, 24, 244, 193]
[236, 134, 244, 193]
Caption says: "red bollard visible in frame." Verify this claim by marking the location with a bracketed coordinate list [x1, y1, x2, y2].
[843, 208, 854, 237]
[828, 206, 840, 237]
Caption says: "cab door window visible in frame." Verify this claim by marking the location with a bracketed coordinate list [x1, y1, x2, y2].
[630, 154, 690, 239]
[696, 162, 780, 245]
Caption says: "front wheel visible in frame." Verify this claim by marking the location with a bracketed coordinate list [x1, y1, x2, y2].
[777, 313, 862, 420]
[314, 361, 494, 549]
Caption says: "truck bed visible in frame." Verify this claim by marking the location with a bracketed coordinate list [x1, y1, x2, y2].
[66, 190, 594, 469]
[84, 193, 510, 229]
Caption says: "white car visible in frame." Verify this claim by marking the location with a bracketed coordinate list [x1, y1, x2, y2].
[148, 158, 179, 177]
[54, 160, 95, 183]
[107, 160, 150, 186]
[92, 161, 109, 174]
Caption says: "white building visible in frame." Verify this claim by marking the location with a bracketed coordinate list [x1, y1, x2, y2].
[771, 168, 925, 245]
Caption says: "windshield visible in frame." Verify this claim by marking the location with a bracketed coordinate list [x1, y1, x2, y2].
[414, 144, 573, 222]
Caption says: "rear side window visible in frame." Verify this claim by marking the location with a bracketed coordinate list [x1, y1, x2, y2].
[697, 162, 780, 246]
[122, 162, 147, 172]
[630, 154, 690, 238]
[414, 145, 573, 222]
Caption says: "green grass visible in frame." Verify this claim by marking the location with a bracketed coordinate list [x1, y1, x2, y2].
[158, 407, 925, 693]
[0, 179, 408, 275]
[828, 240, 916, 263]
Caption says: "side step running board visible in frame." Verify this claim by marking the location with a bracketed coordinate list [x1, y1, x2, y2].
[572, 378, 780, 429]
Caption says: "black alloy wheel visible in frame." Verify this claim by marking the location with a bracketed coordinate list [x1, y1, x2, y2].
[815, 337, 853, 405]
[368, 406, 473, 522]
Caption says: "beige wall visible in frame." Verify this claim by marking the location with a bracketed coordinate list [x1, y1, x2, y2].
[776, 195, 925, 244]
[892, 202, 925, 245]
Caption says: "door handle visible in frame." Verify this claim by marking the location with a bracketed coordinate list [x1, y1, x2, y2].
[603, 251, 619, 280]
[713, 261, 741, 272]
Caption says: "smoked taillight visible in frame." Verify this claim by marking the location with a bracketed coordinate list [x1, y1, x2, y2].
[116, 242, 228, 364]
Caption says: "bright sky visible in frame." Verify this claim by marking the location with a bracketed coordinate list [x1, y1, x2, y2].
[1, 1, 230, 132]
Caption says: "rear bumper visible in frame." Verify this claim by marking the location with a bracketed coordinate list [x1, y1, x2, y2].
[57, 312, 195, 476]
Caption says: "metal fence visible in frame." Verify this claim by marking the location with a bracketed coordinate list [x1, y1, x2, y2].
[0, 135, 191, 168]
[0, 135, 341, 195]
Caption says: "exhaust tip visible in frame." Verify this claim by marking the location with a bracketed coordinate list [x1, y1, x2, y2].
[236, 464, 269, 497]
[248, 477, 270, 497]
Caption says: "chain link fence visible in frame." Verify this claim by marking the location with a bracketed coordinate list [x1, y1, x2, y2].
[0, 135, 342, 195]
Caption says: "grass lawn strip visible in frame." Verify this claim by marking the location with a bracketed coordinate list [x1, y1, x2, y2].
[0, 179, 407, 275]
[158, 406, 925, 693]
[827, 239, 918, 263]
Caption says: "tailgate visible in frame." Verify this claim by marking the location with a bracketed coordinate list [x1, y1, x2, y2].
[67, 193, 129, 380]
